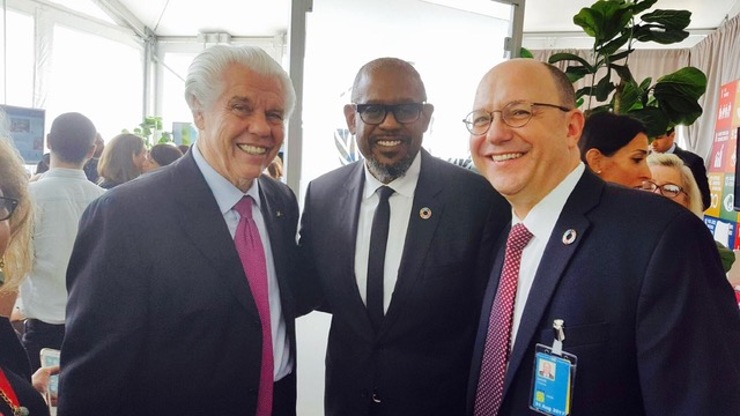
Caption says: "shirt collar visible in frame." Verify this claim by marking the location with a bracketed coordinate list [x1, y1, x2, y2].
[362, 150, 422, 200]
[667, 143, 677, 154]
[41, 168, 88, 180]
[192, 143, 261, 215]
[514, 162, 585, 242]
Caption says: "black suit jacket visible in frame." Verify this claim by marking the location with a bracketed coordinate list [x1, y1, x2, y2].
[299, 150, 510, 416]
[58, 152, 301, 416]
[673, 145, 710, 210]
[468, 170, 740, 415]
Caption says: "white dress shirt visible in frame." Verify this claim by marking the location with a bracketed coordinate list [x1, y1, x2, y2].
[192, 145, 291, 381]
[19, 168, 106, 324]
[510, 163, 585, 349]
[354, 152, 421, 313]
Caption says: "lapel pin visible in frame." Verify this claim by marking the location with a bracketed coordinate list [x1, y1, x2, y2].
[562, 229, 577, 245]
[419, 207, 432, 220]
[275, 210, 283, 218]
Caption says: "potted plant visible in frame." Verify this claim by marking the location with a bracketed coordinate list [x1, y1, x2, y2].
[548, 0, 707, 137]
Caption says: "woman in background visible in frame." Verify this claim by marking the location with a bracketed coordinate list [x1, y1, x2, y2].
[142, 143, 183, 173]
[97, 133, 146, 189]
[643, 153, 735, 272]
[579, 112, 652, 188]
[0, 137, 50, 416]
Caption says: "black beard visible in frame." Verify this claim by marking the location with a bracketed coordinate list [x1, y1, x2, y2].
[365, 151, 416, 184]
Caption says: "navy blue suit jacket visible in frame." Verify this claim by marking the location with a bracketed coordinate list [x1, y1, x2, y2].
[299, 150, 511, 416]
[58, 152, 300, 416]
[468, 170, 740, 415]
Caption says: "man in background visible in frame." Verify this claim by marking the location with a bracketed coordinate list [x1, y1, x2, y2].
[299, 57, 510, 415]
[83, 133, 104, 183]
[19, 112, 104, 370]
[651, 128, 710, 210]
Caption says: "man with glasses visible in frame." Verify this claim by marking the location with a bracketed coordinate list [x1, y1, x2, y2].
[298, 57, 510, 415]
[466, 59, 740, 415]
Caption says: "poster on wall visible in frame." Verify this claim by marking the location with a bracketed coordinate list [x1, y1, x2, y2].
[1, 105, 46, 164]
[706, 80, 740, 248]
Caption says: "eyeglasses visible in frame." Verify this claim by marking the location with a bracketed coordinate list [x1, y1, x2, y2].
[0, 196, 19, 221]
[636, 180, 686, 199]
[353, 103, 424, 125]
[462, 101, 571, 134]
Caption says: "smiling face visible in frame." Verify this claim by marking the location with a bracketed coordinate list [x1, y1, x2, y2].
[194, 63, 286, 191]
[597, 132, 651, 188]
[470, 60, 583, 218]
[345, 62, 433, 183]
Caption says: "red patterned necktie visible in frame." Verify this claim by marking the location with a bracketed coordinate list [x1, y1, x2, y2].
[474, 223, 533, 416]
[234, 196, 273, 416]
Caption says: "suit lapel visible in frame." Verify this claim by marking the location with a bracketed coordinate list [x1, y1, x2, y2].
[259, 179, 293, 316]
[502, 172, 603, 396]
[336, 163, 376, 332]
[382, 151, 444, 334]
[171, 154, 259, 318]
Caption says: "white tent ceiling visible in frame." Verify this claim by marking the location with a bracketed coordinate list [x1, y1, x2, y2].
[113, 0, 740, 46]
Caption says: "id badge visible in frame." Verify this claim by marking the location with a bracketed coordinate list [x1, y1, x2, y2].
[529, 343, 577, 416]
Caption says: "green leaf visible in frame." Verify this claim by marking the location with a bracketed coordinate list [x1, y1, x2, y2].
[565, 65, 593, 83]
[653, 67, 706, 125]
[630, 0, 659, 15]
[628, 107, 669, 138]
[655, 67, 707, 100]
[609, 63, 634, 83]
[595, 76, 615, 101]
[632, 23, 690, 44]
[641, 9, 691, 30]
[520, 47, 534, 58]
[596, 31, 631, 56]
[618, 80, 642, 112]
[609, 49, 633, 63]
[573, 1, 633, 45]
[549, 52, 594, 71]
[639, 77, 653, 91]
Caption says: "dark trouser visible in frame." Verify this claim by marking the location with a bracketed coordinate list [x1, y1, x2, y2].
[22, 319, 64, 370]
[273, 372, 297, 416]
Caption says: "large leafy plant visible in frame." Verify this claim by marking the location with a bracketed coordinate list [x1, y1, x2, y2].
[548, 0, 707, 137]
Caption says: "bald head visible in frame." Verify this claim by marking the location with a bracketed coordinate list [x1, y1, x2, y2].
[351, 58, 427, 103]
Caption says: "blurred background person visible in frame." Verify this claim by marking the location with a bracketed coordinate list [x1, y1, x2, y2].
[30, 153, 51, 182]
[177, 144, 191, 155]
[265, 155, 283, 180]
[651, 127, 710, 210]
[579, 111, 651, 188]
[643, 153, 735, 272]
[96, 133, 146, 189]
[83, 133, 105, 183]
[0, 137, 50, 416]
[142, 143, 183, 173]
[18, 112, 106, 371]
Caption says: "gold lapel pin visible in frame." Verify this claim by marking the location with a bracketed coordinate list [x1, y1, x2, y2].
[562, 229, 577, 245]
[419, 207, 432, 220]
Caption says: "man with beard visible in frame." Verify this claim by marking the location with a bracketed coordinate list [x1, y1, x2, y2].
[298, 57, 510, 415]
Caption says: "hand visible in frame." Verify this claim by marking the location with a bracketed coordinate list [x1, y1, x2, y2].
[32, 365, 60, 406]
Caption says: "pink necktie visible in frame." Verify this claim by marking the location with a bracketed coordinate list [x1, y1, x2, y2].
[474, 223, 533, 416]
[234, 196, 273, 416]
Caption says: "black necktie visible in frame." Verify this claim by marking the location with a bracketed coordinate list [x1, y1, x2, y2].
[367, 186, 394, 331]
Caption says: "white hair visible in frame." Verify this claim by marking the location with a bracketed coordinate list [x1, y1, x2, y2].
[184, 45, 296, 118]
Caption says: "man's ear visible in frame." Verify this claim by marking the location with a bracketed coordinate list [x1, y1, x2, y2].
[585, 148, 604, 173]
[420, 103, 434, 132]
[565, 110, 585, 149]
[343, 104, 357, 135]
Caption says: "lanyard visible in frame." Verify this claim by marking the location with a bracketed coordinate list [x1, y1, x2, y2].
[0, 367, 29, 416]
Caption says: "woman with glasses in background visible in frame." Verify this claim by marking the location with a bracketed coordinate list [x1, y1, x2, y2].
[578, 112, 652, 188]
[0, 137, 50, 416]
[641, 152, 736, 273]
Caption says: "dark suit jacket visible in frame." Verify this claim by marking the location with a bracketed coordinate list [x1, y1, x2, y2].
[468, 170, 740, 415]
[299, 150, 511, 416]
[58, 153, 301, 416]
[674, 145, 710, 210]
